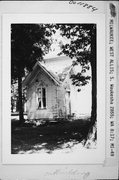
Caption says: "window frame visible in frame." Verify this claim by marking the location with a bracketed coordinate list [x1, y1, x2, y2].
[37, 86, 47, 109]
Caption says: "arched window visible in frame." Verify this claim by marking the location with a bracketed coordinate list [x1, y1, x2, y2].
[37, 87, 46, 109]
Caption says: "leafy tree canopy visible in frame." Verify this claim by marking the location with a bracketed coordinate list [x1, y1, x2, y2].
[11, 24, 54, 81]
[55, 24, 96, 89]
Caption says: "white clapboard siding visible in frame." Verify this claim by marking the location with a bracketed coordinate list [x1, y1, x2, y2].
[26, 67, 66, 120]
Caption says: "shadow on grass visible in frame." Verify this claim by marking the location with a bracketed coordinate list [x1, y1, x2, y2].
[11, 119, 93, 154]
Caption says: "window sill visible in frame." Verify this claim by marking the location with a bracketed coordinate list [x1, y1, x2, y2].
[37, 108, 47, 110]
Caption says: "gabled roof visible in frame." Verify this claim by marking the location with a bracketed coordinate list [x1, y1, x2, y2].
[22, 61, 61, 87]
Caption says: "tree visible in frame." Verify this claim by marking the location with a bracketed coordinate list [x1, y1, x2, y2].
[55, 24, 97, 131]
[11, 24, 53, 124]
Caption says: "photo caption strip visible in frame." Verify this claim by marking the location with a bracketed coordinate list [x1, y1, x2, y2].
[107, 2, 117, 160]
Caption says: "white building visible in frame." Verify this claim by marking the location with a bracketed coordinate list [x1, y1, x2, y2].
[23, 56, 91, 120]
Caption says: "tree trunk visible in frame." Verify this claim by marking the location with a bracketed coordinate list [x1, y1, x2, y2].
[18, 70, 24, 124]
[90, 25, 97, 126]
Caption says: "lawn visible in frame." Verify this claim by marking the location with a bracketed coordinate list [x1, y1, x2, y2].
[11, 118, 95, 154]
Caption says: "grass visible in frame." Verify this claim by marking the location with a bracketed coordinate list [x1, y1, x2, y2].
[11, 118, 93, 154]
